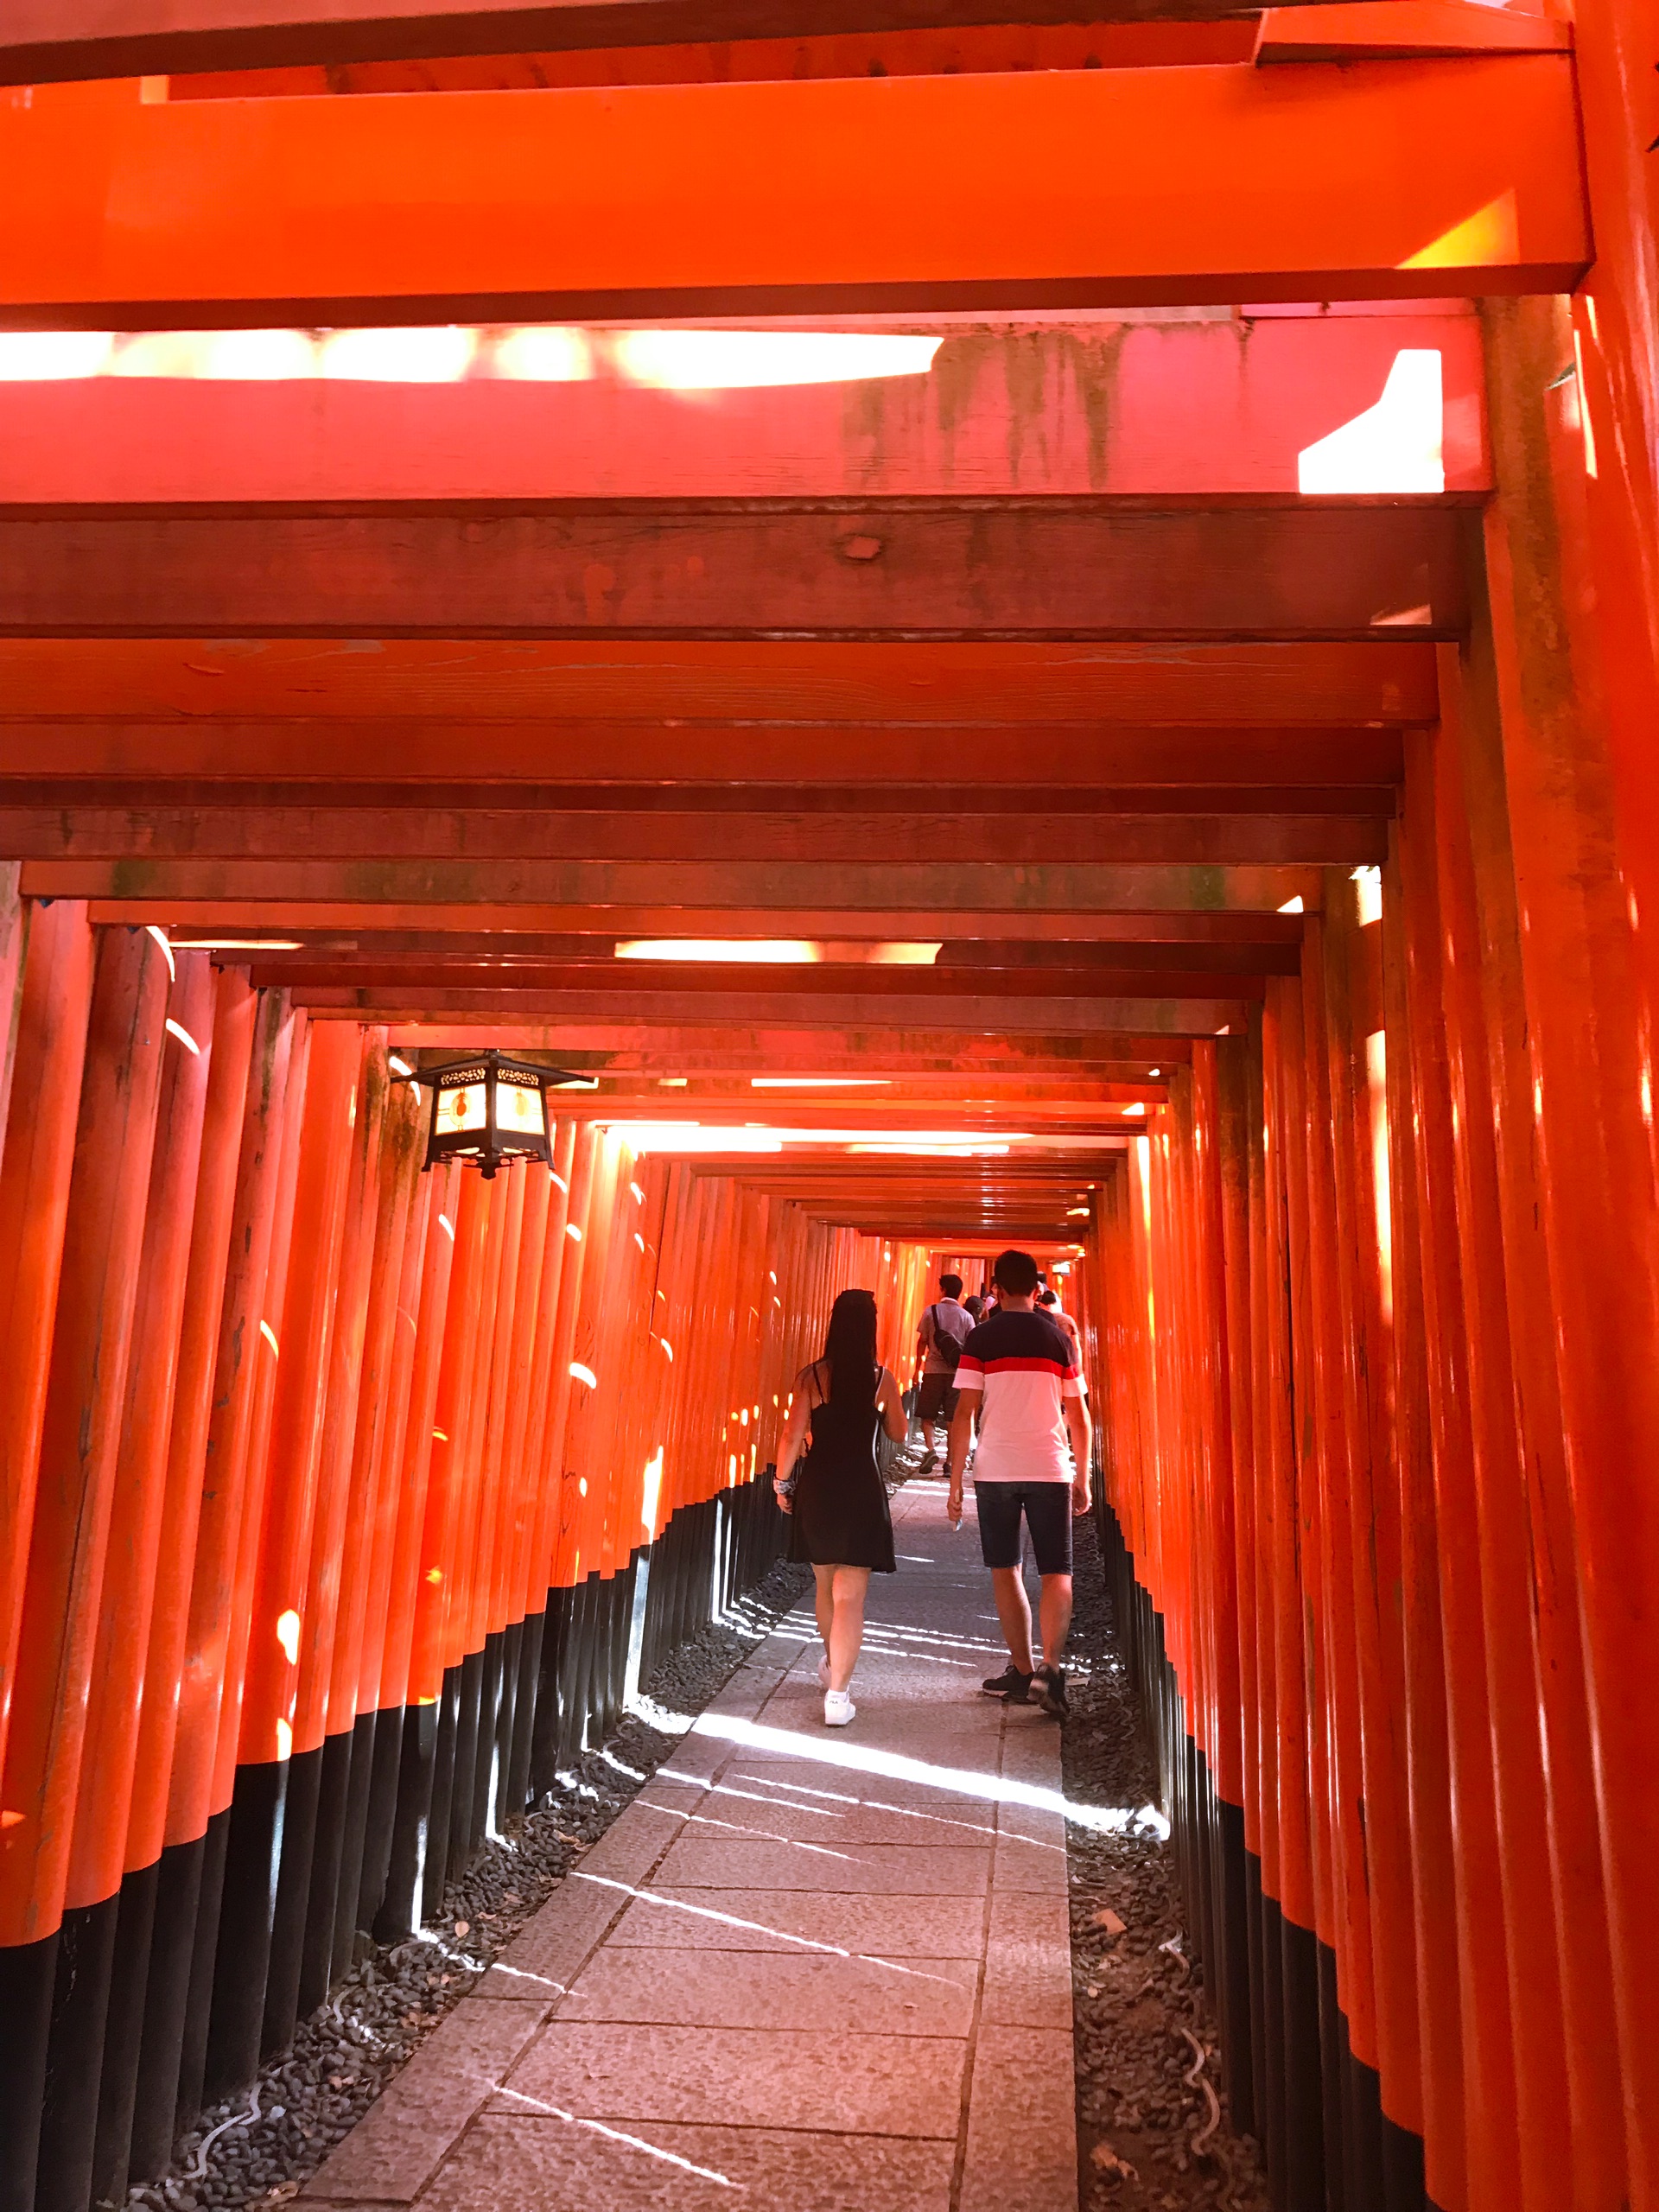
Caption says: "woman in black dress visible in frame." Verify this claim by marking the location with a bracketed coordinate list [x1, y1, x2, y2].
[773, 1288, 909, 1726]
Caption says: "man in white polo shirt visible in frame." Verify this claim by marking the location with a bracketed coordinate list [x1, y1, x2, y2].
[945, 1247, 1091, 1717]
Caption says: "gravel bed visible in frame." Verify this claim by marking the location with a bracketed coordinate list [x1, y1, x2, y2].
[1062, 1512, 1271, 2212]
[124, 1555, 812, 2212]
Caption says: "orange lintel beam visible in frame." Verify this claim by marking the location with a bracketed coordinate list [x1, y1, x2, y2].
[0, 0, 1268, 84]
[370, 1021, 1193, 1064]
[23, 859, 1321, 910]
[1255, 2, 1572, 64]
[0, 506, 1471, 642]
[281, 986, 1249, 1032]
[0, 806, 1387, 868]
[246, 959, 1272, 998]
[0, 59, 1586, 324]
[1, 728, 1410, 786]
[0, 312, 1491, 506]
[86, 901, 1307, 943]
[1, 779, 1397, 813]
[0, 638, 1440, 727]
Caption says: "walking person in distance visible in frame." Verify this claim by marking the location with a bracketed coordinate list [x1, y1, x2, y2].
[774, 1288, 909, 1726]
[912, 1272, 974, 1472]
[946, 1249, 1092, 1717]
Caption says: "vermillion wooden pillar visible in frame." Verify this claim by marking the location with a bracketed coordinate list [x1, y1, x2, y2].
[372, 1161, 458, 1945]
[42, 951, 216, 2212]
[0, 924, 170, 2212]
[289, 1029, 389, 2027]
[1473, 290, 1648, 2212]
[328, 1071, 423, 1976]
[105, 965, 255, 2203]
[1396, 741, 1524, 2212]
[0, 903, 95, 1798]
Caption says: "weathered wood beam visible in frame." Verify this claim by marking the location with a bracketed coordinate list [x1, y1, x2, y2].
[364, 1020, 1195, 1065]
[283, 985, 1247, 1030]
[0, 638, 1439, 727]
[25, 857, 1319, 908]
[246, 957, 1270, 996]
[0, 505, 1470, 641]
[0, 779, 1397, 811]
[0, 729, 1412, 787]
[0, 314, 1491, 505]
[245, 941, 1295, 978]
[87, 900, 1309, 941]
[0, 59, 1586, 323]
[0, 0, 1304, 84]
[0, 805, 1386, 867]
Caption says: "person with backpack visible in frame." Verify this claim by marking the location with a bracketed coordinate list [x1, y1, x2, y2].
[912, 1273, 974, 1473]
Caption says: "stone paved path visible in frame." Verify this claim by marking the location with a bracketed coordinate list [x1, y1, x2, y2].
[303, 1478, 1078, 2212]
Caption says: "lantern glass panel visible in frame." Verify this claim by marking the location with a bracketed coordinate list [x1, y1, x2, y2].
[498, 1078, 547, 1139]
[435, 1080, 487, 1137]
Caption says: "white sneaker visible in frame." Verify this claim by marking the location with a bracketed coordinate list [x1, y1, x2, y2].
[817, 1653, 831, 1690]
[823, 1690, 856, 1727]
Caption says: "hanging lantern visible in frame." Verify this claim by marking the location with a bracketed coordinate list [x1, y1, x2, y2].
[404, 1051, 592, 1179]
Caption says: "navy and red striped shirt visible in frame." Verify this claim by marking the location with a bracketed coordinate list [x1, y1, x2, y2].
[953, 1308, 1083, 1484]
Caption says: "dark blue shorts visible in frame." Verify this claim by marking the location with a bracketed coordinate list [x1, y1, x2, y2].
[974, 1481, 1074, 1576]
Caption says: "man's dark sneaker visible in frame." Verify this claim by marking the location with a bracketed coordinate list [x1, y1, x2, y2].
[982, 1663, 1033, 1703]
[1032, 1663, 1069, 1719]
[916, 1452, 939, 1473]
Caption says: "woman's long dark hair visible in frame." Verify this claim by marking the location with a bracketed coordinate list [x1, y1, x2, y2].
[819, 1287, 879, 1410]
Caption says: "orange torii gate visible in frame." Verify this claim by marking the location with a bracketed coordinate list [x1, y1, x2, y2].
[1, 11, 1659, 2212]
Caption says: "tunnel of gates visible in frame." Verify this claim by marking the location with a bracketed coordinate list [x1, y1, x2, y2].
[3, 8, 1659, 2212]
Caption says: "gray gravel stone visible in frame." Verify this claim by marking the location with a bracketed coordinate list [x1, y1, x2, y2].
[1062, 1514, 1271, 2212]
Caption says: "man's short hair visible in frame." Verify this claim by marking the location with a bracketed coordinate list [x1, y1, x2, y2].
[992, 1248, 1040, 1297]
[938, 1273, 963, 1299]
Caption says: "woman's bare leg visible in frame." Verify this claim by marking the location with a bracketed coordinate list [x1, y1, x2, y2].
[813, 1565, 836, 1668]
[827, 1566, 871, 1693]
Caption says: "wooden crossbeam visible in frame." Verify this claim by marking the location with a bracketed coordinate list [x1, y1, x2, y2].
[23, 859, 1320, 908]
[245, 958, 1270, 997]
[1, 779, 1397, 811]
[89, 901, 1307, 944]
[0, 805, 1385, 867]
[0, 505, 1471, 642]
[0, 58, 1586, 323]
[282, 985, 1246, 1031]
[0, 0, 1282, 83]
[0, 638, 1438, 727]
[369, 1023, 1196, 1067]
[0, 728, 1413, 785]
[0, 313, 1491, 505]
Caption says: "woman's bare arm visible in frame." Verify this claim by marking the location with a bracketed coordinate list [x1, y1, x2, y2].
[876, 1366, 909, 1442]
[772, 1366, 816, 1509]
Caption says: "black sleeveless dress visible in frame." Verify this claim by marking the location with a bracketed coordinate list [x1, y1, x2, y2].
[787, 1364, 897, 1573]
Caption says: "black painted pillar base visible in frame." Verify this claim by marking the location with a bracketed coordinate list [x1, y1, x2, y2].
[356, 1702, 404, 1942]
[171, 1808, 230, 2145]
[376, 1700, 438, 1946]
[0, 1929, 60, 2212]
[204, 1758, 288, 2102]
[298, 1727, 355, 2018]
[36, 1891, 122, 2212]
[330, 1708, 379, 1987]
[91, 1857, 162, 2208]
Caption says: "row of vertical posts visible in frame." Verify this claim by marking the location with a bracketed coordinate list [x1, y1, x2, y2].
[0, 924, 923, 2212]
[1084, 302, 1659, 2212]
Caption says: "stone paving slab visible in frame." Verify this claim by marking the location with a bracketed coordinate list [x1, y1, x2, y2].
[603, 1885, 988, 1956]
[306, 1481, 1077, 2211]
[494, 2022, 968, 2134]
[414, 2113, 957, 2212]
[554, 1944, 979, 2033]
